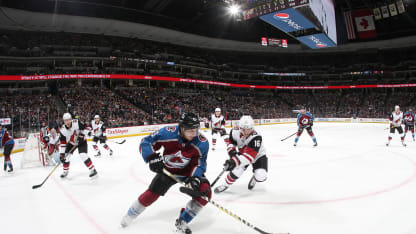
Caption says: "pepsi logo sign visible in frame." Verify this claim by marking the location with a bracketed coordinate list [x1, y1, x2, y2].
[273, 13, 289, 19]
[272, 13, 303, 30]
[310, 36, 327, 48]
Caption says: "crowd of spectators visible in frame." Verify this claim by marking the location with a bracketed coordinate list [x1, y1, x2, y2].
[0, 90, 60, 137]
[59, 84, 150, 127]
[1, 83, 416, 138]
[1, 30, 416, 87]
[1, 30, 416, 138]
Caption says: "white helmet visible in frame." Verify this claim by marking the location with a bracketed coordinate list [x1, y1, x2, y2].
[215, 108, 221, 112]
[94, 115, 100, 119]
[395, 105, 400, 110]
[63, 113, 72, 120]
[239, 115, 254, 129]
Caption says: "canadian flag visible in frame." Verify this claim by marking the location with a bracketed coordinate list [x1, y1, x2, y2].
[354, 9, 377, 39]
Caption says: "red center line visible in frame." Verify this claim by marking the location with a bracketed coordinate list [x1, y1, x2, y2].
[53, 177, 110, 234]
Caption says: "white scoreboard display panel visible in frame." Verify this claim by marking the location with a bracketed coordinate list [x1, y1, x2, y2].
[309, 0, 337, 44]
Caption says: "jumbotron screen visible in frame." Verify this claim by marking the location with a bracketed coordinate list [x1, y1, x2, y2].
[309, 0, 337, 44]
[243, 0, 309, 20]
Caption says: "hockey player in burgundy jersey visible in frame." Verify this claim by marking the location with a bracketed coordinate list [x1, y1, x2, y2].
[387, 105, 406, 147]
[59, 113, 98, 178]
[294, 107, 317, 147]
[120, 112, 210, 234]
[214, 115, 268, 193]
[403, 108, 415, 141]
[0, 124, 15, 173]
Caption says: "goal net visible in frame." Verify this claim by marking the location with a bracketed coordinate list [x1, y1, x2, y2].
[21, 133, 46, 168]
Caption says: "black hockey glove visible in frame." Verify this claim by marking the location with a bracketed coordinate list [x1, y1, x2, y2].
[224, 156, 240, 171]
[147, 153, 164, 173]
[88, 131, 92, 137]
[59, 153, 67, 163]
[228, 149, 238, 158]
[180, 176, 210, 198]
[78, 134, 86, 142]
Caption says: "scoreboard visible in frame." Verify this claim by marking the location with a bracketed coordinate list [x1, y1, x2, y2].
[243, 0, 309, 20]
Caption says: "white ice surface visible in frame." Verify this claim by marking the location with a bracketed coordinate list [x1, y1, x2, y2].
[2, 123, 416, 234]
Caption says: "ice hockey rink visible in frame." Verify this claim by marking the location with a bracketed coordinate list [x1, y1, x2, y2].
[2, 122, 416, 234]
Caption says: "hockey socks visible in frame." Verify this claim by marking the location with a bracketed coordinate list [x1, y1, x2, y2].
[120, 199, 147, 228]
[180, 200, 203, 224]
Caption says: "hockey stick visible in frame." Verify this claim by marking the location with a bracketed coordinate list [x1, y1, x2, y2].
[32, 144, 77, 189]
[280, 132, 297, 141]
[210, 168, 226, 187]
[163, 169, 288, 234]
[107, 139, 126, 144]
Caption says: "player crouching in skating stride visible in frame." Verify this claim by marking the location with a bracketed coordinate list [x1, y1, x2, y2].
[45, 128, 60, 165]
[386, 105, 406, 147]
[403, 108, 415, 141]
[0, 124, 15, 173]
[59, 113, 98, 178]
[209, 107, 227, 151]
[214, 115, 268, 193]
[120, 112, 211, 234]
[294, 107, 317, 147]
[89, 115, 113, 157]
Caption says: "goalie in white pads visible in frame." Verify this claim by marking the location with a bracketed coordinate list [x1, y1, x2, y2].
[59, 113, 98, 178]
[90, 115, 113, 157]
[386, 105, 406, 147]
[44, 128, 60, 165]
[209, 108, 227, 151]
[214, 115, 268, 193]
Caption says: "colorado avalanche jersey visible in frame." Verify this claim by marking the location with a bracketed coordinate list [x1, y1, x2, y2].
[91, 120, 106, 137]
[227, 128, 266, 164]
[210, 114, 225, 130]
[59, 119, 88, 145]
[140, 126, 209, 178]
[403, 112, 415, 126]
[0, 128, 14, 147]
[390, 111, 403, 127]
[297, 112, 314, 127]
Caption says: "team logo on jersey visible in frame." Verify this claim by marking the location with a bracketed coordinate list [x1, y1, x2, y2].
[301, 118, 309, 125]
[198, 134, 207, 142]
[164, 151, 191, 169]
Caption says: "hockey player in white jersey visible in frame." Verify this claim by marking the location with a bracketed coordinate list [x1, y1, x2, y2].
[45, 128, 60, 165]
[386, 105, 406, 147]
[90, 115, 113, 157]
[209, 108, 227, 151]
[214, 115, 268, 193]
[59, 113, 98, 178]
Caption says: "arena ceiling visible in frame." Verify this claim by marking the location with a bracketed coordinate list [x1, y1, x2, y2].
[0, 0, 415, 43]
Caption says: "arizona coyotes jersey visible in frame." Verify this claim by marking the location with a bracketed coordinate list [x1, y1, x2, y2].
[403, 112, 415, 125]
[91, 120, 105, 137]
[210, 114, 225, 129]
[40, 126, 49, 139]
[227, 128, 266, 163]
[59, 119, 87, 145]
[48, 130, 60, 145]
[390, 111, 403, 127]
